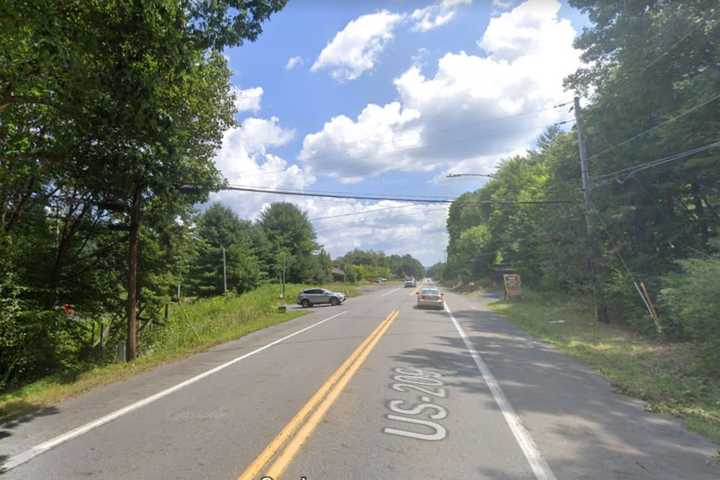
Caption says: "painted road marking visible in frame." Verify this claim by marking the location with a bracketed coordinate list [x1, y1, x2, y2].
[383, 367, 449, 441]
[1, 310, 348, 474]
[380, 287, 403, 296]
[239, 309, 399, 480]
[444, 302, 557, 480]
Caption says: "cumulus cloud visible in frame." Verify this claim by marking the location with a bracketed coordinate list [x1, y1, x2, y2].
[492, 0, 514, 10]
[211, 114, 450, 262]
[211, 117, 313, 218]
[311, 10, 405, 81]
[232, 86, 263, 113]
[312, 201, 450, 264]
[300, 0, 581, 181]
[299, 102, 430, 183]
[285, 56, 303, 70]
[410, 0, 472, 32]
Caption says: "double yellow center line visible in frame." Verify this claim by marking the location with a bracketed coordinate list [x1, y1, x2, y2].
[237, 309, 400, 480]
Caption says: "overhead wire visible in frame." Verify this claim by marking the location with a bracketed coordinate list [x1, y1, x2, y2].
[218, 185, 577, 205]
[586, 91, 720, 162]
[593, 140, 720, 186]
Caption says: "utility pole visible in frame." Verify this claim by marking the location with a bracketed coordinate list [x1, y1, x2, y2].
[574, 96, 608, 323]
[126, 185, 141, 361]
[222, 246, 227, 295]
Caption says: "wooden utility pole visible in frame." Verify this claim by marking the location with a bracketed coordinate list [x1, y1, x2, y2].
[574, 96, 608, 323]
[126, 185, 142, 361]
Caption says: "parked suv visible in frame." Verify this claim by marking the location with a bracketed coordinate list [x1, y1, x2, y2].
[297, 288, 346, 307]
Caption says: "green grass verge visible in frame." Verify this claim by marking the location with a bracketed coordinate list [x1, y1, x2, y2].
[487, 289, 720, 444]
[0, 282, 359, 422]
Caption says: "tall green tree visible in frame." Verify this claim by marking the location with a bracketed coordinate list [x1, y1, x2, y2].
[259, 202, 318, 283]
[191, 203, 260, 296]
[0, 0, 287, 362]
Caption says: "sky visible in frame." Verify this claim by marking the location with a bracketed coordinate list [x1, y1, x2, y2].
[212, 0, 590, 266]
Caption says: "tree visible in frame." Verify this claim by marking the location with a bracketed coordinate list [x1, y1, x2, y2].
[259, 202, 318, 283]
[190, 204, 261, 296]
[0, 0, 287, 361]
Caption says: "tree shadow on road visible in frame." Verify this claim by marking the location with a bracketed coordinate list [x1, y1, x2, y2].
[1, 400, 59, 434]
[390, 305, 720, 479]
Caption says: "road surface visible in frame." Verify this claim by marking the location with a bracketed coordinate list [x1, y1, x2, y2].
[2, 285, 718, 479]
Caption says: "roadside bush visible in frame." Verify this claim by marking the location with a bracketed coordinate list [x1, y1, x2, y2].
[660, 256, 720, 340]
[603, 267, 655, 334]
[660, 254, 720, 372]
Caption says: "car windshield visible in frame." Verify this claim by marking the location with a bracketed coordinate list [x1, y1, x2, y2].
[421, 289, 439, 295]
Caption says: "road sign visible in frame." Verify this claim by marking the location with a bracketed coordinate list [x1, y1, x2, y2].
[503, 274, 522, 298]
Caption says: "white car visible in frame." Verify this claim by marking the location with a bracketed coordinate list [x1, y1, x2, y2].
[404, 279, 416, 288]
[416, 287, 444, 309]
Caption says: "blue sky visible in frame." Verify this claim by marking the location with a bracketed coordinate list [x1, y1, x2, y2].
[212, 0, 590, 265]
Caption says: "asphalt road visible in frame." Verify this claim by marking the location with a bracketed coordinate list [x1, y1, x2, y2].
[2, 284, 718, 479]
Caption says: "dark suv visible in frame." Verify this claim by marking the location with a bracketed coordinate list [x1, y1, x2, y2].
[296, 288, 346, 307]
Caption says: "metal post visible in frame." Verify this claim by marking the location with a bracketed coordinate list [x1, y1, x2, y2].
[281, 254, 286, 303]
[574, 96, 607, 322]
[222, 246, 227, 295]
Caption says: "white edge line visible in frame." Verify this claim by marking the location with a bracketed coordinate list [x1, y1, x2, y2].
[444, 302, 557, 480]
[1, 310, 348, 473]
[380, 287, 403, 297]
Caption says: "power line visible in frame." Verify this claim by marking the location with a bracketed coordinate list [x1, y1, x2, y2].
[641, 18, 706, 72]
[587, 91, 720, 161]
[217, 184, 577, 205]
[221, 185, 454, 203]
[594, 140, 720, 186]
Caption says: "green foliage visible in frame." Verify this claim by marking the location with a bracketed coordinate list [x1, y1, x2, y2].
[0, 0, 288, 387]
[190, 203, 261, 296]
[336, 249, 424, 280]
[445, 1, 720, 343]
[259, 202, 320, 283]
[660, 251, 720, 372]
[426, 262, 446, 281]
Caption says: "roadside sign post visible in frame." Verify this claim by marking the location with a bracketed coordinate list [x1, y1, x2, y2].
[503, 274, 522, 299]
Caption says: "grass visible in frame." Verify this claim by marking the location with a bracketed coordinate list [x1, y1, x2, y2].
[0, 282, 359, 422]
[485, 289, 720, 444]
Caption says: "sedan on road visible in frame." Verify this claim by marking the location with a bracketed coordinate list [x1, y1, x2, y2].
[297, 288, 346, 307]
[416, 287, 444, 309]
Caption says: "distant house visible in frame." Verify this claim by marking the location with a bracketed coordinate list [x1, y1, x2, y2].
[331, 267, 345, 281]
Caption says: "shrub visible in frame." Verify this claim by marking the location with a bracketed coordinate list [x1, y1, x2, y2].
[660, 256, 720, 340]
[660, 255, 720, 371]
[603, 267, 656, 334]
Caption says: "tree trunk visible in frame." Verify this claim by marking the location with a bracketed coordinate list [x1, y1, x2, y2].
[126, 186, 141, 361]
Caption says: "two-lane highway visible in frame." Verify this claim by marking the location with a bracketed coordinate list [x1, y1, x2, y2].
[2, 284, 719, 479]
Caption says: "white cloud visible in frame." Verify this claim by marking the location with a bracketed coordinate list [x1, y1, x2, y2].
[300, 0, 581, 182]
[492, 0, 514, 10]
[211, 117, 314, 219]
[232, 86, 263, 113]
[211, 115, 449, 263]
[410, 0, 471, 32]
[312, 201, 450, 264]
[285, 56, 303, 70]
[299, 102, 431, 183]
[311, 10, 405, 81]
